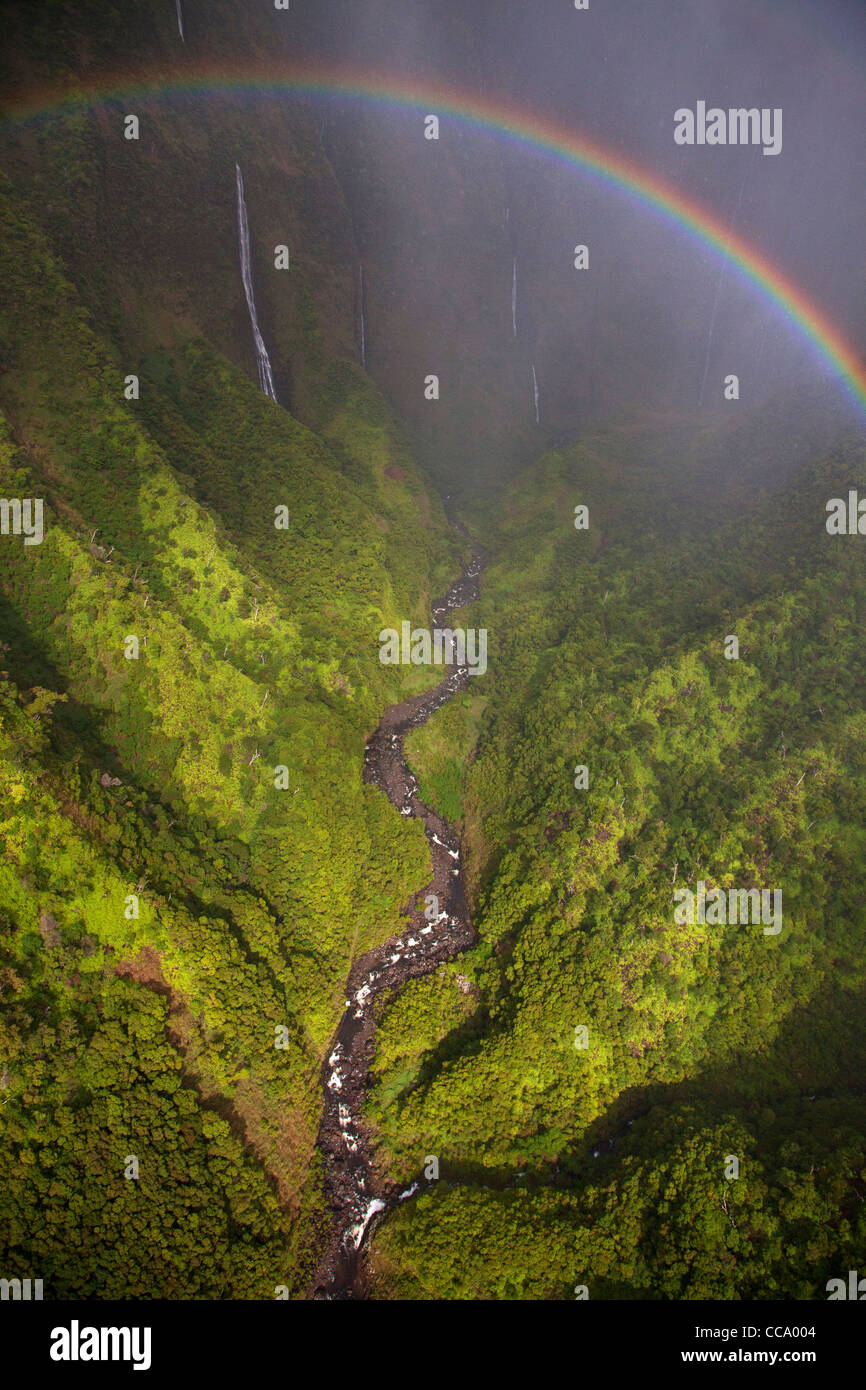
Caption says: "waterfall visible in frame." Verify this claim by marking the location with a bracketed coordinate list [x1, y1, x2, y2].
[175, 0, 185, 41]
[359, 264, 367, 369]
[511, 258, 518, 338]
[698, 167, 747, 406]
[531, 363, 540, 424]
[234, 164, 278, 402]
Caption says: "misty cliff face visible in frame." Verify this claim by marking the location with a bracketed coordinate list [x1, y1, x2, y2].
[0, 2, 362, 446]
[4, 0, 859, 498]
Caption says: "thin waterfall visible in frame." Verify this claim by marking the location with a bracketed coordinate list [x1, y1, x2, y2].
[359, 264, 367, 369]
[511, 258, 518, 338]
[698, 167, 748, 406]
[531, 363, 540, 424]
[234, 163, 278, 402]
[175, 0, 185, 41]
[697, 264, 725, 407]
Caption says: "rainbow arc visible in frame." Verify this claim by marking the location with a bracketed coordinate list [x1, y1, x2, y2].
[4, 61, 865, 414]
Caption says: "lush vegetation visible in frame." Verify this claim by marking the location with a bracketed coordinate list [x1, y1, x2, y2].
[0, 53, 459, 1293]
[2, 0, 864, 1305]
[370, 418, 866, 1299]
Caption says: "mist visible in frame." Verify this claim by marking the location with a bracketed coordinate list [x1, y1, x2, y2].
[241, 0, 866, 492]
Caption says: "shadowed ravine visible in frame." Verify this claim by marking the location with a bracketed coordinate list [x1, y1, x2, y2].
[309, 547, 485, 1299]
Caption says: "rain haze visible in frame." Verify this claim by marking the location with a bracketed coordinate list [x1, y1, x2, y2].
[279, 0, 866, 490]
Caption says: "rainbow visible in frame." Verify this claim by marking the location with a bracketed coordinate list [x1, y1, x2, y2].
[3, 60, 866, 415]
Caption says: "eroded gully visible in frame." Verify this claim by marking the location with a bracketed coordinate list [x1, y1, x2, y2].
[309, 548, 485, 1299]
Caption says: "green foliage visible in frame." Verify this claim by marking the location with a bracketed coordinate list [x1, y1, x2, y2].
[405, 692, 487, 824]
[368, 425, 866, 1297]
[0, 124, 453, 1293]
[2, 2, 864, 1303]
[373, 1099, 866, 1300]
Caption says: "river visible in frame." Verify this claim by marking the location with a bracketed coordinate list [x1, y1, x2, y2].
[309, 547, 485, 1298]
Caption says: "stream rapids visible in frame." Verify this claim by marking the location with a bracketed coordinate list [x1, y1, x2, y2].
[309, 549, 484, 1299]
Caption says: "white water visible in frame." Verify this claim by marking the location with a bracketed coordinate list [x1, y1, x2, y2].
[350, 1199, 386, 1251]
[234, 164, 278, 401]
[531, 363, 540, 424]
[511, 257, 518, 337]
[431, 833, 459, 859]
[313, 548, 485, 1296]
[359, 264, 367, 368]
[175, 0, 184, 41]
